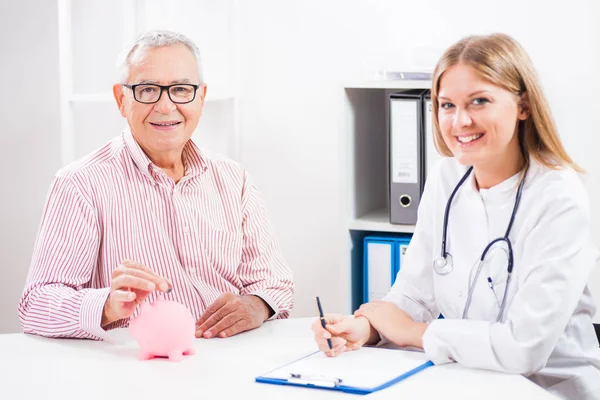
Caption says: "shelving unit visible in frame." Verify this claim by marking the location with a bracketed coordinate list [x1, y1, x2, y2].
[345, 80, 432, 90]
[69, 93, 115, 103]
[69, 90, 234, 104]
[348, 208, 415, 234]
[343, 79, 431, 310]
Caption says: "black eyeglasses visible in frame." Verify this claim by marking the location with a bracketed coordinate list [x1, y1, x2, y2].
[123, 83, 200, 104]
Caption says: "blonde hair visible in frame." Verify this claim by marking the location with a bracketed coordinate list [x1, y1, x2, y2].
[431, 33, 582, 173]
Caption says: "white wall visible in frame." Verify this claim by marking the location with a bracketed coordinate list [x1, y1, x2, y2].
[234, 0, 600, 319]
[1, 0, 600, 333]
[0, 0, 61, 333]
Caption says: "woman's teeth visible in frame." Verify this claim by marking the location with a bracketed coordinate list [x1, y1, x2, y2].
[457, 134, 483, 143]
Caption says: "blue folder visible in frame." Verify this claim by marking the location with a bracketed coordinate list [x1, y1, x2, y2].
[255, 347, 434, 395]
[363, 234, 412, 303]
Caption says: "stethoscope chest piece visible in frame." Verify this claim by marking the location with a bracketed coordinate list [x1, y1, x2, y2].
[433, 253, 454, 275]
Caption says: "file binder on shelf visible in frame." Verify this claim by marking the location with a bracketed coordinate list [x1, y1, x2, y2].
[396, 237, 410, 279]
[389, 90, 428, 225]
[255, 347, 434, 395]
[363, 234, 412, 303]
[423, 92, 445, 181]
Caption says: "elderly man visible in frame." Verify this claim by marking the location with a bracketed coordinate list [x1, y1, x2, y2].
[18, 30, 294, 341]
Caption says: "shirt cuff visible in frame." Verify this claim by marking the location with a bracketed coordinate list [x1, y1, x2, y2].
[79, 288, 119, 343]
[248, 291, 280, 320]
[422, 319, 456, 365]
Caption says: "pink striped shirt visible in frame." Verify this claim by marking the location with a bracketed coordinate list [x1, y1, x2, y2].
[18, 128, 294, 341]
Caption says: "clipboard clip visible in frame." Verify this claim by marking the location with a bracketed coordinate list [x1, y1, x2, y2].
[288, 373, 343, 388]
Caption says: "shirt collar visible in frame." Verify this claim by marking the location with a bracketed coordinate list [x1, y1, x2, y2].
[474, 159, 539, 205]
[181, 138, 208, 177]
[123, 126, 207, 181]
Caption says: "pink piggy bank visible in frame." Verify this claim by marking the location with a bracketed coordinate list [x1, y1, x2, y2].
[129, 296, 196, 362]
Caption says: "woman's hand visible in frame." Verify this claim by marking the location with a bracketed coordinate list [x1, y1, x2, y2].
[354, 301, 428, 348]
[311, 313, 380, 357]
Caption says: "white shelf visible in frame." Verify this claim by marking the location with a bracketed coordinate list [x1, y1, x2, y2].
[70, 93, 114, 103]
[344, 80, 431, 90]
[205, 93, 235, 102]
[70, 91, 234, 103]
[349, 208, 415, 233]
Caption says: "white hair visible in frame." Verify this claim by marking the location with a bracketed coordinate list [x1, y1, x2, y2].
[116, 30, 203, 84]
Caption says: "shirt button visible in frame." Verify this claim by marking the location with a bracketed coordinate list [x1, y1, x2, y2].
[183, 226, 190, 234]
[189, 267, 196, 273]
[458, 291, 463, 298]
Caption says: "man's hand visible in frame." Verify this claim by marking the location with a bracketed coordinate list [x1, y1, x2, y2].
[101, 260, 172, 328]
[354, 300, 427, 348]
[195, 293, 272, 339]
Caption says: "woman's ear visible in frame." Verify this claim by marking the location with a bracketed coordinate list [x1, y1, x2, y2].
[518, 91, 530, 120]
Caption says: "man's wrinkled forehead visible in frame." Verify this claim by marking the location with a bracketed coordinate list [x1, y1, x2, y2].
[127, 44, 199, 83]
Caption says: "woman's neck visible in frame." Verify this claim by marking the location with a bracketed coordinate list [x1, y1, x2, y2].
[474, 151, 525, 190]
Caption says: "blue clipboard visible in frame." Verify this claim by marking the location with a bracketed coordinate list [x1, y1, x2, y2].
[255, 347, 434, 395]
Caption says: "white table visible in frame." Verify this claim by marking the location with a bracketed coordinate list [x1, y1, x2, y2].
[0, 318, 558, 400]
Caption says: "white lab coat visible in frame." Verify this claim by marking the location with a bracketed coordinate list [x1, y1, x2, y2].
[384, 156, 600, 399]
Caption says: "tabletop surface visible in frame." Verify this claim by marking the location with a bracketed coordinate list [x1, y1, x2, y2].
[0, 317, 559, 400]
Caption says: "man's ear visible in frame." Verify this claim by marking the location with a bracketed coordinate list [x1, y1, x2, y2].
[197, 83, 208, 117]
[518, 91, 530, 120]
[113, 83, 127, 118]
[200, 83, 207, 101]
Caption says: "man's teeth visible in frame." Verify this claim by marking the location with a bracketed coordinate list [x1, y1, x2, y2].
[154, 122, 179, 126]
[457, 134, 483, 143]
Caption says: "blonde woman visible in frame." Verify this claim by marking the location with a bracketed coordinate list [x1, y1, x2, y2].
[313, 33, 600, 399]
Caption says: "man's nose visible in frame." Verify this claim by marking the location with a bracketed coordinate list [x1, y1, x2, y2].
[153, 89, 176, 114]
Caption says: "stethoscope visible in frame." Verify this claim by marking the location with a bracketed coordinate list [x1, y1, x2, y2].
[432, 165, 527, 321]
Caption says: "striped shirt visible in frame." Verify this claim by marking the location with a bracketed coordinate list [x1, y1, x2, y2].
[17, 127, 294, 341]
